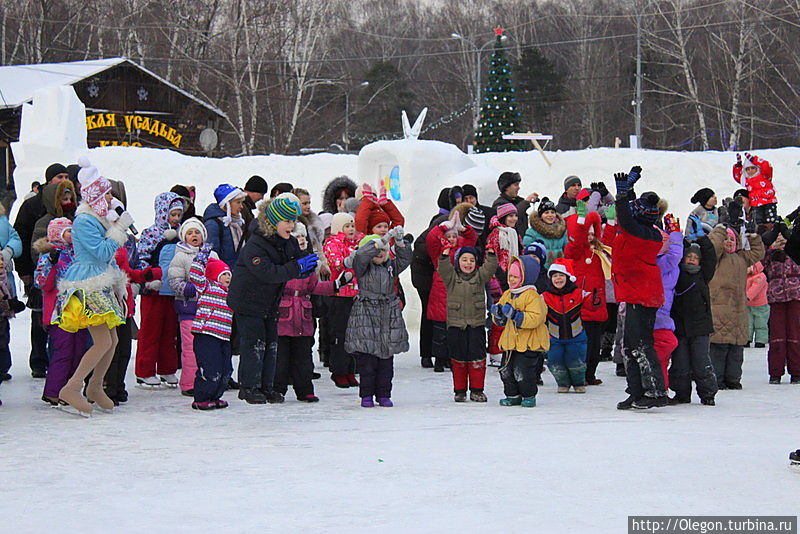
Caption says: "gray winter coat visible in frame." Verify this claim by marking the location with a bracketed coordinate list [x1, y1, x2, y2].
[344, 238, 412, 358]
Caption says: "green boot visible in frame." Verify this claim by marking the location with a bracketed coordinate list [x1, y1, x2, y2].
[499, 396, 522, 406]
[521, 396, 537, 407]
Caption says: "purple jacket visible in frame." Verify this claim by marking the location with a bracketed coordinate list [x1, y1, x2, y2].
[764, 249, 800, 304]
[655, 231, 684, 331]
[277, 273, 335, 337]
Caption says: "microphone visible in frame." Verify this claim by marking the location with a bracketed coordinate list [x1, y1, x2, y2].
[115, 206, 138, 235]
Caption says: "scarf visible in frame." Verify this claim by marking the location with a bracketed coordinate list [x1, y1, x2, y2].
[589, 241, 613, 280]
[222, 203, 245, 228]
[498, 226, 519, 260]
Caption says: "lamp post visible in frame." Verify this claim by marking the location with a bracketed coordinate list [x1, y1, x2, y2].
[451, 32, 507, 132]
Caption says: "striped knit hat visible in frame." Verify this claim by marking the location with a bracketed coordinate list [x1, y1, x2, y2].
[630, 192, 660, 225]
[266, 196, 302, 226]
[465, 207, 486, 232]
[496, 203, 516, 221]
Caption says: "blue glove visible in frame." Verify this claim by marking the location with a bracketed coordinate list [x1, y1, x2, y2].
[296, 253, 318, 275]
[627, 165, 642, 186]
[513, 310, 525, 328]
[614, 172, 631, 195]
[490, 304, 506, 325]
[688, 215, 705, 238]
[501, 303, 516, 319]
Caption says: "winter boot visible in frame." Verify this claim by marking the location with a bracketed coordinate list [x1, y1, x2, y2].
[499, 396, 522, 406]
[521, 396, 537, 407]
[136, 376, 162, 389]
[668, 396, 690, 405]
[238, 388, 267, 404]
[557, 386, 570, 393]
[586, 378, 602, 386]
[433, 358, 446, 372]
[331, 374, 350, 388]
[227, 378, 240, 390]
[632, 396, 668, 410]
[725, 382, 743, 390]
[346, 374, 359, 387]
[615, 363, 626, 377]
[572, 385, 586, 394]
[790, 449, 800, 470]
[298, 394, 320, 402]
[770, 377, 781, 385]
[181, 389, 195, 397]
[617, 395, 635, 410]
[377, 397, 393, 407]
[192, 401, 217, 410]
[361, 397, 374, 407]
[264, 390, 285, 404]
[421, 357, 434, 369]
[454, 392, 467, 402]
[469, 391, 487, 402]
[700, 397, 715, 406]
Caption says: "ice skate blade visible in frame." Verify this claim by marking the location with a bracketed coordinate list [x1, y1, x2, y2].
[136, 383, 164, 390]
[53, 403, 92, 418]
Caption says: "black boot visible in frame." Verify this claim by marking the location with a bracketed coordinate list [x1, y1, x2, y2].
[632, 396, 668, 410]
[264, 389, 285, 404]
[700, 397, 715, 406]
[421, 357, 433, 369]
[617, 396, 635, 410]
[433, 358, 446, 372]
[227, 377, 240, 390]
[238, 388, 267, 404]
[615, 363, 626, 377]
[668, 396, 690, 405]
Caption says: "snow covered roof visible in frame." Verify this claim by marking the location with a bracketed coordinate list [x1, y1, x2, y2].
[0, 57, 227, 118]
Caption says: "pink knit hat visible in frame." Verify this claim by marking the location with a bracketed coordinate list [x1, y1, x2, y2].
[47, 217, 72, 248]
[495, 203, 516, 221]
[205, 258, 231, 283]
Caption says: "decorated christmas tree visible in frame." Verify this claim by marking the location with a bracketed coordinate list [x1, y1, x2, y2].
[473, 27, 526, 153]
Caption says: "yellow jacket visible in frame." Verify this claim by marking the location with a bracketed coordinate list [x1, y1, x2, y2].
[496, 288, 550, 353]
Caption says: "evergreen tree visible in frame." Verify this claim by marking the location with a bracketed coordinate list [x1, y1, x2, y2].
[474, 30, 526, 153]
[515, 47, 565, 132]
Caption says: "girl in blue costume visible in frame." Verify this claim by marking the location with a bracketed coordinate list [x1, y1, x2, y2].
[52, 157, 134, 416]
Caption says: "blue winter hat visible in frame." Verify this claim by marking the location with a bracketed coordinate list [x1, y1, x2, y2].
[523, 240, 547, 266]
[214, 183, 245, 207]
[454, 246, 479, 272]
[630, 191, 660, 225]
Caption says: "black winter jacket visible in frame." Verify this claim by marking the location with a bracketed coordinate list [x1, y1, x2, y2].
[671, 236, 716, 338]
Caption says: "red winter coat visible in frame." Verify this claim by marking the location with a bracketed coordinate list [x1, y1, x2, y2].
[564, 212, 613, 322]
[277, 273, 335, 337]
[733, 155, 776, 207]
[355, 197, 405, 235]
[611, 194, 664, 308]
[323, 232, 362, 297]
[425, 224, 477, 322]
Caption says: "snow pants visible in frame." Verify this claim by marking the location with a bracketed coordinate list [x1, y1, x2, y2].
[327, 296, 356, 376]
[623, 304, 666, 399]
[355, 353, 394, 399]
[653, 329, 678, 390]
[500, 350, 543, 399]
[547, 332, 587, 388]
[237, 314, 278, 391]
[668, 335, 718, 402]
[275, 335, 315, 398]
[601, 303, 619, 359]
[710, 342, 744, 388]
[447, 326, 486, 393]
[179, 320, 198, 392]
[584, 320, 604, 381]
[43, 326, 88, 398]
[135, 294, 178, 378]
[748, 304, 770, 345]
[193, 333, 232, 403]
[768, 300, 800, 378]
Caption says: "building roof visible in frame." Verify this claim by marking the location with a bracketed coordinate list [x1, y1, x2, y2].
[0, 57, 227, 118]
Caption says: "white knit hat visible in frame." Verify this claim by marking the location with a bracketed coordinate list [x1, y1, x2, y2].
[330, 212, 355, 235]
[292, 221, 307, 238]
[179, 217, 207, 243]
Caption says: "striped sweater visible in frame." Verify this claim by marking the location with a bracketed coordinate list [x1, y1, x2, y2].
[189, 257, 233, 341]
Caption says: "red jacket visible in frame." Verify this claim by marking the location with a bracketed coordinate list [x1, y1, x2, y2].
[425, 224, 477, 322]
[542, 283, 587, 340]
[323, 232, 362, 297]
[564, 211, 614, 322]
[611, 194, 664, 308]
[115, 247, 161, 317]
[733, 155, 776, 207]
[355, 198, 405, 235]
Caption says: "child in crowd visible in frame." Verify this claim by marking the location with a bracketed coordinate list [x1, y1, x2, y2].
[733, 153, 778, 225]
[136, 191, 184, 388]
[708, 226, 764, 390]
[486, 203, 523, 360]
[34, 218, 87, 405]
[763, 234, 800, 384]
[653, 214, 684, 390]
[344, 228, 412, 407]
[669, 237, 719, 405]
[323, 212, 362, 388]
[490, 255, 549, 407]
[541, 259, 588, 393]
[204, 184, 247, 267]
[746, 262, 769, 349]
[438, 245, 497, 402]
[686, 188, 719, 238]
[168, 217, 218, 395]
[0, 203, 21, 384]
[523, 197, 568, 270]
[355, 182, 405, 237]
[276, 222, 350, 402]
[189, 249, 234, 410]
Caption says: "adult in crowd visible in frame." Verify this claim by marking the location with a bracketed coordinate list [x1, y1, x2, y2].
[24, 182, 41, 201]
[556, 175, 583, 216]
[321, 176, 357, 215]
[242, 175, 268, 232]
[462, 183, 494, 245]
[31, 179, 78, 252]
[14, 162, 70, 377]
[491, 172, 537, 236]
[270, 182, 294, 199]
[204, 184, 248, 268]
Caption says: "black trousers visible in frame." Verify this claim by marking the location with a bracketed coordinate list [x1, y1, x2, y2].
[669, 335, 718, 401]
[275, 336, 315, 398]
[584, 320, 605, 381]
[415, 282, 434, 360]
[30, 309, 49, 373]
[193, 333, 232, 402]
[356, 353, 394, 399]
[237, 314, 279, 390]
[431, 320, 449, 359]
[601, 303, 619, 356]
[499, 350, 543, 398]
[623, 304, 666, 399]
[327, 297, 356, 375]
[104, 318, 133, 398]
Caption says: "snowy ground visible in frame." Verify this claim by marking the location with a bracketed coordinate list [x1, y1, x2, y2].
[1, 311, 798, 533]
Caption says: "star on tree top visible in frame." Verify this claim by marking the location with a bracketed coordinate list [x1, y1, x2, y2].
[493, 27, 505, 37]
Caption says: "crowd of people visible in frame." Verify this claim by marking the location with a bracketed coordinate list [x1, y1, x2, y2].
[0, 152, 798, 415]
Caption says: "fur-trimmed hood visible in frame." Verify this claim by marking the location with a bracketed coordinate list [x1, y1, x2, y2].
[42, 180, 76, 218]
[298, 210, 325, 247]
[529, 210, 566, 239]
[255, 198, 277, 237]
[321, 176, 357, 215]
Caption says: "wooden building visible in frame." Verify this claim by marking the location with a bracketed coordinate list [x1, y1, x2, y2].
[0, 57, 227, 186]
